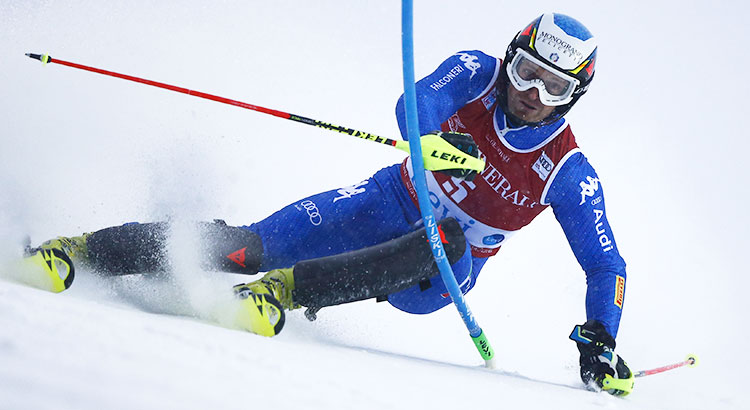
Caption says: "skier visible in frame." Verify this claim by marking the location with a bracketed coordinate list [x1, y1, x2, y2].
[23, 13, 633, 395]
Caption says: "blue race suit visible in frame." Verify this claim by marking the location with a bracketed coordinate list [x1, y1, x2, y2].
[248, 50, 627, 337]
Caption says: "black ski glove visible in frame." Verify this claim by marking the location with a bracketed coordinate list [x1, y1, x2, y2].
[569, 320, 634, 396]
[426, 131, 479, 181]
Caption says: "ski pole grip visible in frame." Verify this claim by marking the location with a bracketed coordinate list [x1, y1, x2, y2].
[25, 53, 51, 64]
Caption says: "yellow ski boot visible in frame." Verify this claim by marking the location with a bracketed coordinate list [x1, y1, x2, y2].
[234, 268, 298, 310]
[230, 268, 298, 337]
[21, 234, 90, 293]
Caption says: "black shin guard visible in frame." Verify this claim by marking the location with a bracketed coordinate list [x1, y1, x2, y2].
[86, 222, 169, 275]
[292, 218, 466, 308]
[85, 221, 263, 275]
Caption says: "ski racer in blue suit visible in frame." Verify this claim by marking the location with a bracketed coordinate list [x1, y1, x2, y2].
[28, 13, 633, 396]
[245, 12, 633, 395]
[246, 12, 634, 395]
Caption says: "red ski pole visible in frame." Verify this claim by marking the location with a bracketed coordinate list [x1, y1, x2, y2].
[24, 52, 484, 174]
[24, 53, 376, 139]
[634, 354, 698, 378]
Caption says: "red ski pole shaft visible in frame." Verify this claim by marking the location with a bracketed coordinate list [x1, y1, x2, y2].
[24, 52, 486, 174]
[27, 53, 290, 118]
[24, 53, 401, 148]
[634, 354, 698, 378]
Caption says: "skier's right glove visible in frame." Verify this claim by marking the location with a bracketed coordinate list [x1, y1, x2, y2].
[569, 320, 634, 396]
[427, 131, 479, 181]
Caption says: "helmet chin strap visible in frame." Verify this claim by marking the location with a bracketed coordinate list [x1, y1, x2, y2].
[504, 105, 531, 128]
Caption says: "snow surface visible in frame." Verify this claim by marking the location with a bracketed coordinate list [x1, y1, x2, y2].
[1, 1, 747, 409]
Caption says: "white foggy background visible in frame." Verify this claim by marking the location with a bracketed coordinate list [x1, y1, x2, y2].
[1, 1, 747, 409]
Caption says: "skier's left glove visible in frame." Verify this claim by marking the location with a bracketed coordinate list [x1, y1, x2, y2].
[569, 320, 634, 396]
[428, 131, 479, 181]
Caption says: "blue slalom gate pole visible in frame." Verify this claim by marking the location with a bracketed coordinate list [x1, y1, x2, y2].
[400, 0, 495, 368]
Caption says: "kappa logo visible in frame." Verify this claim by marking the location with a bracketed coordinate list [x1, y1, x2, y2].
[456, 52, 481, 78]
[227, 247, 247, 268]
[333, 180, 369, 203]
[579, 176, 600, 205]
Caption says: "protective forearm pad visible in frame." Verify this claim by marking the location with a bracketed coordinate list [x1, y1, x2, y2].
[86, 220, 263, 275]
[292, 218, 466, 308]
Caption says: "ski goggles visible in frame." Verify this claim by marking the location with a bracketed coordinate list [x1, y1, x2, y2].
[506, 48, 580, 106]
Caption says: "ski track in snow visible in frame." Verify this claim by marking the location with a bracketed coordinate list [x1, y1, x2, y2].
[1, 1, 746, 409]
[0, 279, 662, 410]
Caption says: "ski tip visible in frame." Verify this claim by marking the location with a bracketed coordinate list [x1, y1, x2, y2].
[25, 53, 50, 64]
